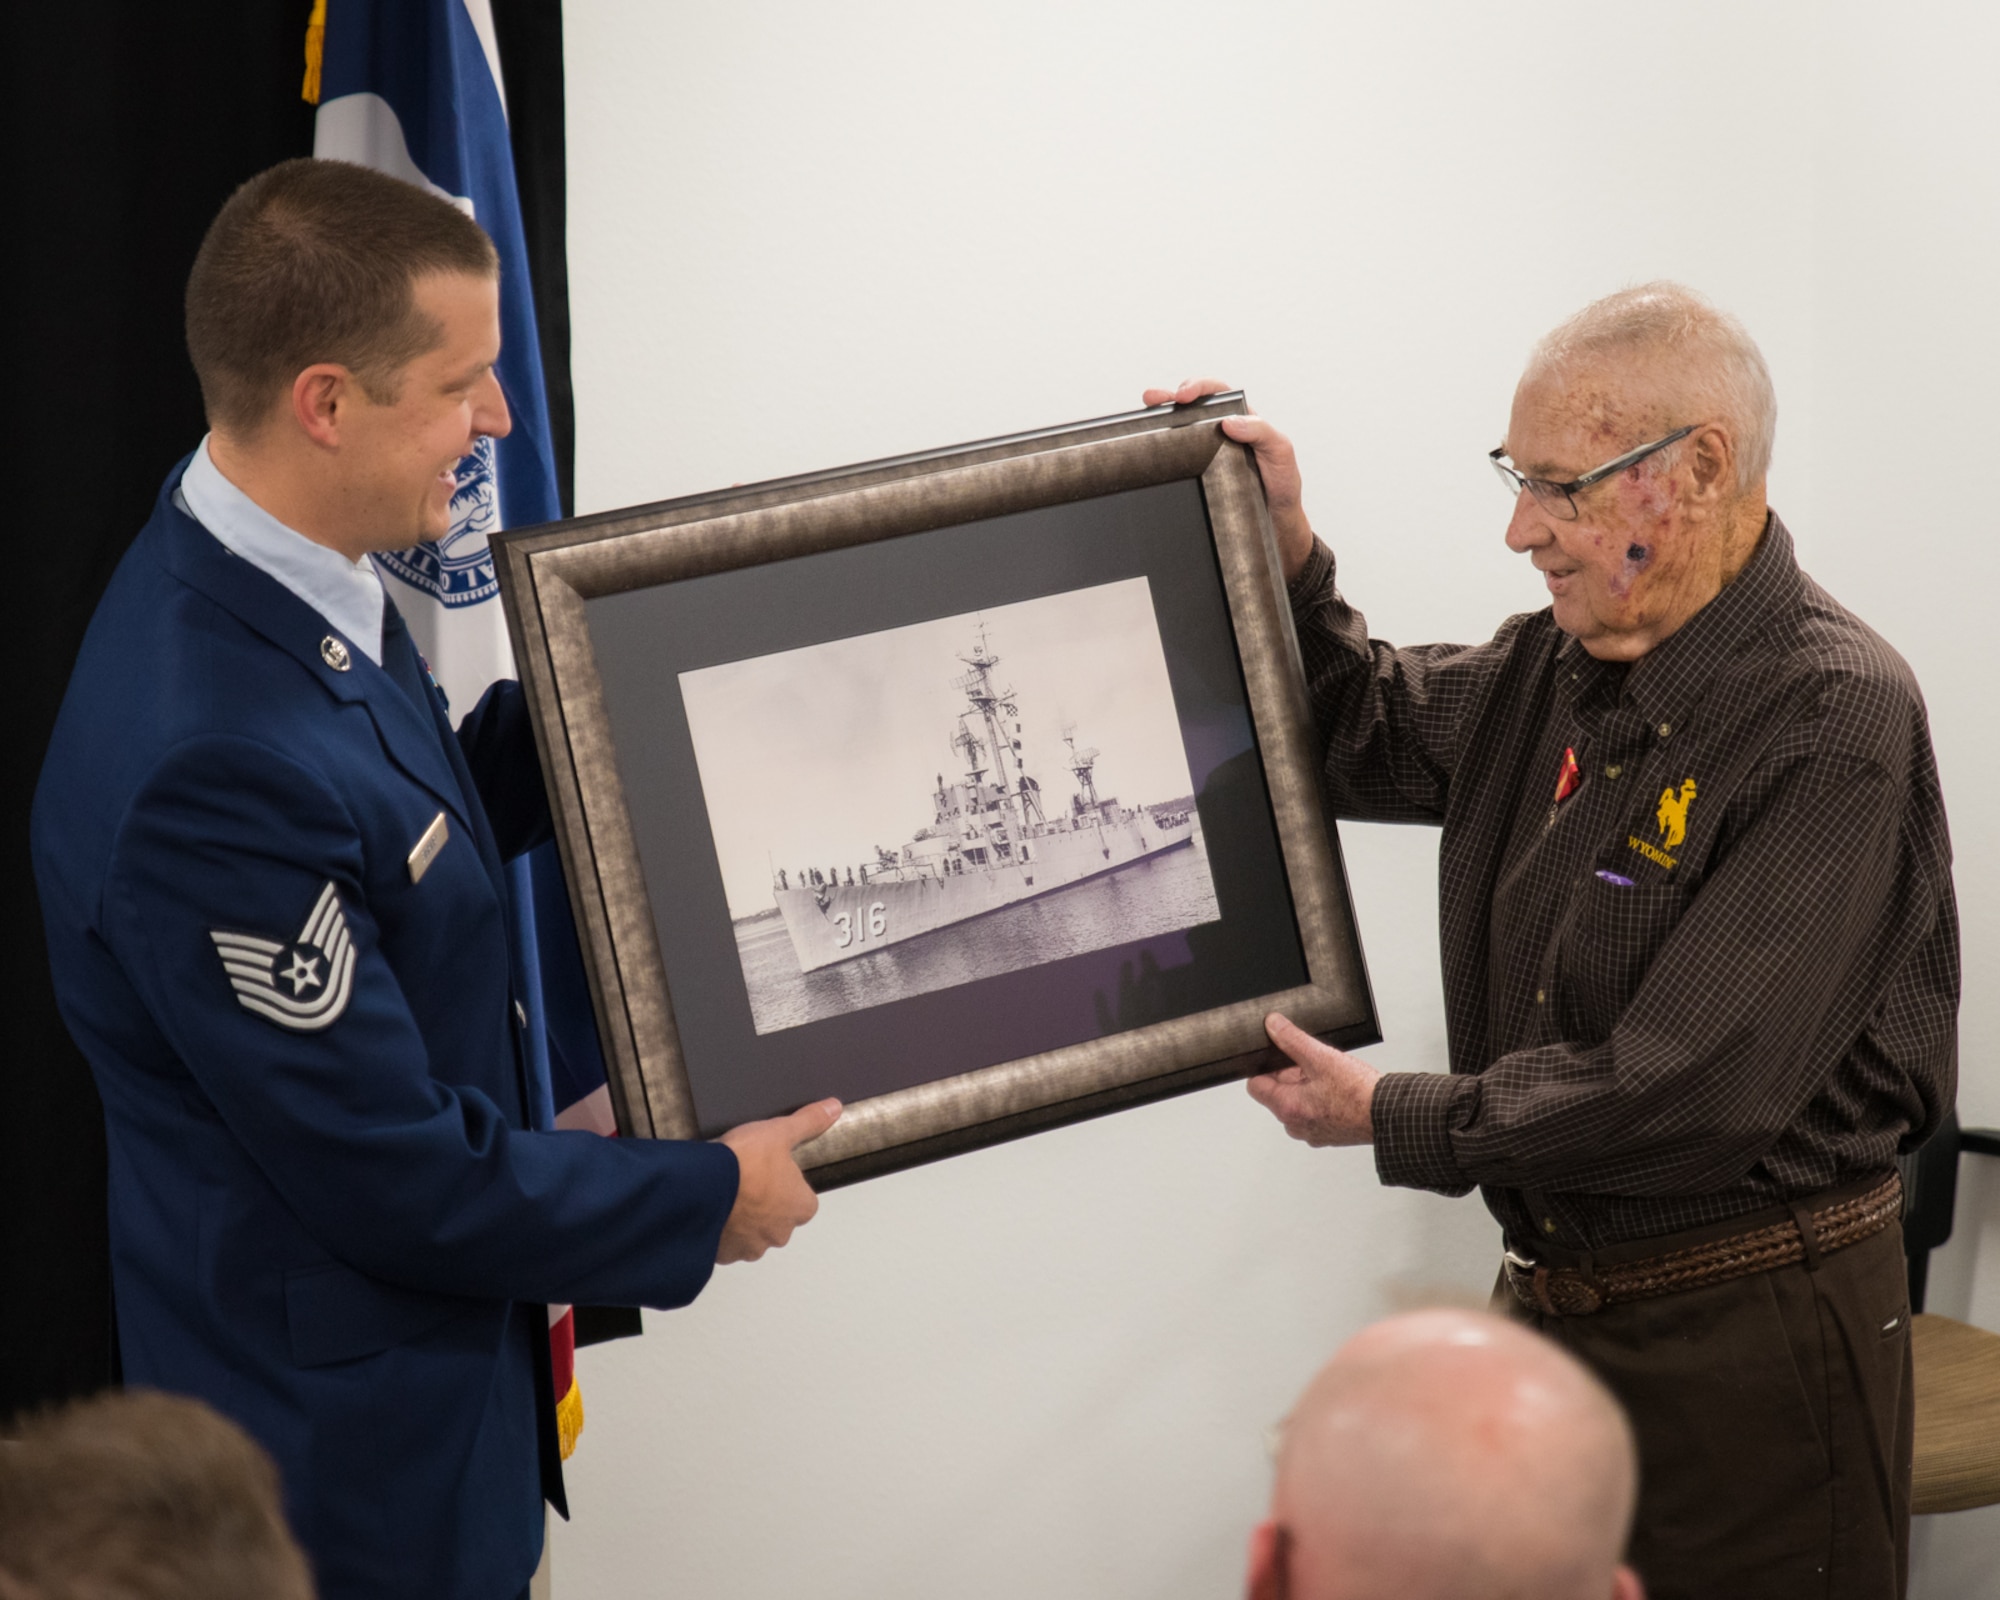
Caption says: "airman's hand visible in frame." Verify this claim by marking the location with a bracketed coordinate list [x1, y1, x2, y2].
[1247, 1014, 1379, 1146]
[715, 1098, 841, 1263]
[1141, 378, 1315, 581]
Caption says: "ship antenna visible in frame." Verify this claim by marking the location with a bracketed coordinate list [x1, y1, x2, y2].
[1064, 723, 1101, 814]
[953, 714, 987, 784]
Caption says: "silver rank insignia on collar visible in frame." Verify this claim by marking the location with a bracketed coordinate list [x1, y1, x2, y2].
[320, 636, 352, 672]
[407, 812, 450, 884]
[210, 881, 356, 1032]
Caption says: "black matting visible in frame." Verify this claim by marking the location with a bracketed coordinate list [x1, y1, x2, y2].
[585, 478, 1309, 1134]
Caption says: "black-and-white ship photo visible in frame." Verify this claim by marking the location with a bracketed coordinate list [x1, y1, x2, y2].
[680, 577, 1221, 1035]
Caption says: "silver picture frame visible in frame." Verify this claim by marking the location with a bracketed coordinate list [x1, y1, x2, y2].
[493, 394, 1378, 1187]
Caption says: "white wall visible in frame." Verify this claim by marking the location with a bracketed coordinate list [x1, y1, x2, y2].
[552, 3, 2000, 1594]
[1810, 5, 2000, 1587]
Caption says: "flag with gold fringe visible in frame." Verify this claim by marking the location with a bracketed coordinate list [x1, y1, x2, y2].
[305, 0, 604, 1462]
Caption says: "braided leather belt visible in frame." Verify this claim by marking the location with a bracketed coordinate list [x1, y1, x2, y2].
[1503, 1173, 1903, 1318]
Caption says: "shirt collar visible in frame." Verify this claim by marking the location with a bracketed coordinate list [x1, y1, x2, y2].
[175, 436, 386, 665]
[1552, 512, 1800, 729]
[1621, 512, 1799, 728]
[1552, 638, 1627, 715]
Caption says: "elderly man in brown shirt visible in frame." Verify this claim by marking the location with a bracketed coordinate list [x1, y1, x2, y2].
[1150, 283, 1958, 1600]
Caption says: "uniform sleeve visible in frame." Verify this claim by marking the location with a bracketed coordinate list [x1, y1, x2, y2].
[99, 732, 738, 1311]
[1371, 681, 1947, 1198]
[454, 678, 554, 862]
[1288, 539, 1510, 823]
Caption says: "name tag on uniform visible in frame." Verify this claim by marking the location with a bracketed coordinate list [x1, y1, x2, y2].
[407, 812, 450, 883]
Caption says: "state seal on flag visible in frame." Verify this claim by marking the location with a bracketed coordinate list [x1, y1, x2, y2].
[374, 434, 502, 607]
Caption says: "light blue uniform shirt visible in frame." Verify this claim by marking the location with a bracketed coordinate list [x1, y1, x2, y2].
[175, 436, 387, 666]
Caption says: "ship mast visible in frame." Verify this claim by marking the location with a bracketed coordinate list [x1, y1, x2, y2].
[951, 623, 1041, 835]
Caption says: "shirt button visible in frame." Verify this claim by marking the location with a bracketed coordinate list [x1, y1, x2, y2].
[1657, 721, 1673, 738]
[1605, 763, 1622, 779]
[1535, 988, 1546, 1004]
[1543, 1217, 1558, 1235]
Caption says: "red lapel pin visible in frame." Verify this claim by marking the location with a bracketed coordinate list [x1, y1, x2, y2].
[1552, 746, 1581, 805]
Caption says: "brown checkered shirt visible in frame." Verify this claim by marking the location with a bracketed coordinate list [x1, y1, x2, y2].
[1290, 515, 1958, 1252]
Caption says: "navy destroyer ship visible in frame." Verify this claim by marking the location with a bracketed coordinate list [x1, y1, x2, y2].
[770, 629, 1197, 973]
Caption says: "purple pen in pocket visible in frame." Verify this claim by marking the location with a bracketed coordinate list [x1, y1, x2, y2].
[1595, 870, 1636, 888]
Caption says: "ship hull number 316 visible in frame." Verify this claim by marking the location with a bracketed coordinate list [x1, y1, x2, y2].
[832, 902, 889, 950]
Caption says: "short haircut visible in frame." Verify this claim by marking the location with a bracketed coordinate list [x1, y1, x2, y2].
[185, 157, 498, 436]
[1531, 280, 1778, 491]
[0, 1388, 315, 1600]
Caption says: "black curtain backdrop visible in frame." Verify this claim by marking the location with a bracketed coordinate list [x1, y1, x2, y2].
[0, 0, 576, 1424]
[491, 0, 576, 523]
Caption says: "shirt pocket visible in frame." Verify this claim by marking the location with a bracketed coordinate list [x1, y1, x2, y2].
[1553, 873, 1689, 1045]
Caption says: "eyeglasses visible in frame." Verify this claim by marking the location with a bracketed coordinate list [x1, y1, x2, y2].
[1489, 425, 1696, 521]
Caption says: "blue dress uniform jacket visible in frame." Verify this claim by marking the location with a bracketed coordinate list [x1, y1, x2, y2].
[32, 462, 741, 1600]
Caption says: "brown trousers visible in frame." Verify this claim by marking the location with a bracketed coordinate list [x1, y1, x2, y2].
[1497, 1201, 1913, 1600]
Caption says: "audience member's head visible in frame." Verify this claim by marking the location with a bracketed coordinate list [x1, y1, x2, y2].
[0, 1389, 314, 1600]
[1247, 1310, 1642, 1600]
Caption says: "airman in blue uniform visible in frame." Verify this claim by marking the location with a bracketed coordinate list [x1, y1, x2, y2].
[32, 159, 838, 1600]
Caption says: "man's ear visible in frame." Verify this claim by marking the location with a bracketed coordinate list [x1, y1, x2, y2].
[1685, 421, 1734, 506]
[1611, 1562, 1646, 1600]
[291, 363, 355, 449]
[1245, 1519, 1289, 1600]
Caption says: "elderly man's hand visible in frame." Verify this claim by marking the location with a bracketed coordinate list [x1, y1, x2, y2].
[1141, 378, 1315, 582]
[1248, 1014, 1380, 1146]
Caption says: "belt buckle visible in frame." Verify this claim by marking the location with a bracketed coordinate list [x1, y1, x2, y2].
[1504, 1248, 1604, 1317]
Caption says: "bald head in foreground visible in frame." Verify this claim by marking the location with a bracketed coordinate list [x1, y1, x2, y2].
[1247, 1311, 1643, 1600]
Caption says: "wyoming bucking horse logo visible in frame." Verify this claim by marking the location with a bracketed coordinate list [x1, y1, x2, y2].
[1655, 779, 1698, 848]
[1629, 777, 1698, 871]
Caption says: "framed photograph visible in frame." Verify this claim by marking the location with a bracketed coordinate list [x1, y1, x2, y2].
[493, 394, 1378, 1187]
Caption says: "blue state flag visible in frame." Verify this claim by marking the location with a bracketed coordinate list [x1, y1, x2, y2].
[309, 0, 614, 1459]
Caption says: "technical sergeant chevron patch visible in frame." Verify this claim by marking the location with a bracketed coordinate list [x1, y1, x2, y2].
[209, 881, 356, 1031]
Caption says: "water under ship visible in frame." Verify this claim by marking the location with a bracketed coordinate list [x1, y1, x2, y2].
[770, 629, 1197, 973]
